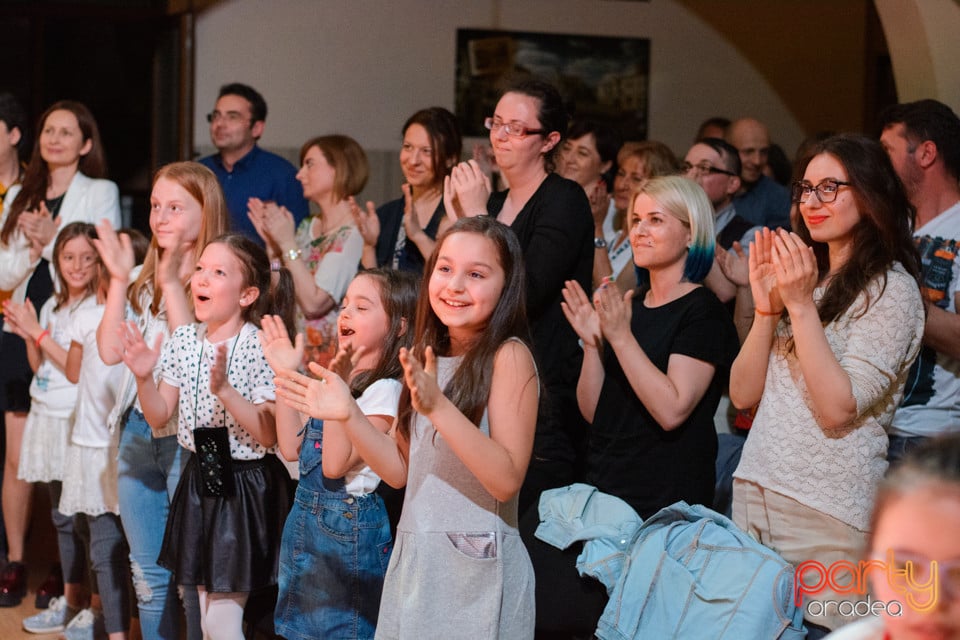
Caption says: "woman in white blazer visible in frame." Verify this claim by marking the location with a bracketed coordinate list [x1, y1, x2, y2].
[0, 100, 119, 606]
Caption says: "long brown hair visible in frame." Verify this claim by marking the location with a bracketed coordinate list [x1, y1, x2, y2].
[397, 216, 532, 440]
[51, 222, 100, 311]
[1, 101, 108, 245]
[792, 134, 921, 325]
[348, 269, 419, 398]
[128, 162, 229, 315]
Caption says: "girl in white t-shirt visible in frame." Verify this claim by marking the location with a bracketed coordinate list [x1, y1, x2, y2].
[3, 222, 104, 633]
[260, 268, 418, 639]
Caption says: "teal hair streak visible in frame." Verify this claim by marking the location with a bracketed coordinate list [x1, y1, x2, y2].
[684, 243, 714, 283]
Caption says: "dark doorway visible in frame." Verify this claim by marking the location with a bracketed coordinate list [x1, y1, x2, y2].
[2, 1, 194, 234]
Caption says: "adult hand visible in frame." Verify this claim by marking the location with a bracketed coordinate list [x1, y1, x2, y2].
[260, 202, 297, 250]
[92, 219, 135, 282]
[247, 198, 275, 249]
[594, 281, 634, 345]
[400, 183, 425, 242]
[399, 346, 443, 415]
[589, 180, 610, 230]
[259, 314, 304, 373]
[444, 160, 491, 221]
[18, 202, 60, 249]
[119, 320, 163, 380]
[560, 279, 601, 349]
[771, 229, 818, 312]
[717, 241, 749, 287]
[747, 228, 784, 315]
[274, 363, 353, 421]
[349, 196, 380, 248]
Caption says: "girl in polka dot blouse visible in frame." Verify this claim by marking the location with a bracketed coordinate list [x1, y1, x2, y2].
[120, 232, 296, 639]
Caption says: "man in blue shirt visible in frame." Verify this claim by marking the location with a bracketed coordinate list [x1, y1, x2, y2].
[199, 83, 308, 242]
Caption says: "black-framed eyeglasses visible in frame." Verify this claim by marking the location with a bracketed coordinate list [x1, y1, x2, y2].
[682, 161, 737, 177]
[792, 179, 851, 204]
[206, 110, 250, 124]
[484, 117, 545, 138]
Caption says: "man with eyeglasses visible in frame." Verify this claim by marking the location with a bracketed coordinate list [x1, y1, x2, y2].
[199, 83, 308, 243]
[879, 99, 960, 465]
[725, 117, 791, 230]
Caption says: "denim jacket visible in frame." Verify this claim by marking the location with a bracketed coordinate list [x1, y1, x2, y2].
[536, 484, 806, 640]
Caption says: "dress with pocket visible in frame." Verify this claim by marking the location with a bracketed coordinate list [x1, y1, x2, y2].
[375, 354, 535, 639]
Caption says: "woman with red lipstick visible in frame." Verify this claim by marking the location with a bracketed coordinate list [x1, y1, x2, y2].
[0, 101, 120, 607]
[354, 107, 461, 275]
[731, 135, 926, 636]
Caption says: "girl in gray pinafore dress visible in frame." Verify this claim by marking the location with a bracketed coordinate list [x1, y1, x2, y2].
[276, 218, 539, 639]
[375, 353, 535, 639]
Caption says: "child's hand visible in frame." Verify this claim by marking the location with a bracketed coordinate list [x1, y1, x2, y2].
[209, 342, 231, 396]
[157, 239, 186, 290]
[259, 314, 303, 372]
[275, 363, 353, 421]
[561, 279, 601, 349]
[2, 299, 40, 342]
[400, 346, 443, 415]
[119, 320, 162, 380]
[92, 219, 135, 282]
[328, 343, 365, 382]
[594, 281, 634, 345]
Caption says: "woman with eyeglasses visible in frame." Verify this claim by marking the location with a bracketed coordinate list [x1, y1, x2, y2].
[445, 80, 593, 521]
[731, 134, 925, 636]
[352, 107, 461, 276]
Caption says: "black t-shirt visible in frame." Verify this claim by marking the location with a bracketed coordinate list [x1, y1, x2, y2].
[586, 286, 739, 518]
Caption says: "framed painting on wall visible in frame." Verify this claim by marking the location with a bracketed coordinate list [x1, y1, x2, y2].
[455, 28, 650, 142]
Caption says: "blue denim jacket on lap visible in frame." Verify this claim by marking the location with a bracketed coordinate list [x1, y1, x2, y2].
[536, 484, 806, 640]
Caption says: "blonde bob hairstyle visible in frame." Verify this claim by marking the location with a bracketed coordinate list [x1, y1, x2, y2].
[299, 134, 369, 202]
[629, 175, 715, 283]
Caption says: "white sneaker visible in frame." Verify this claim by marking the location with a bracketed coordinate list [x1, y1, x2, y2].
[22, 596, 75, 634]
[62, 607, 106, 640]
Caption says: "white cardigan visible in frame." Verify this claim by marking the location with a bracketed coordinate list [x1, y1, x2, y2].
[0, 172, 120, 329]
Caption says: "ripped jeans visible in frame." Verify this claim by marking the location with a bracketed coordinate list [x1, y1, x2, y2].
[117, 410, 201, 640]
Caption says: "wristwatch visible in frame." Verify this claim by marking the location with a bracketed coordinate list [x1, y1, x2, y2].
[285, 247, 302, 262]
[594, 237, 608, 249]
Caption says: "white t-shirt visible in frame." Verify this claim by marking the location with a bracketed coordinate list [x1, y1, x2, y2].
[343, 378, 402, 496]
[891, 201, 960, 438]
[159, 322, 276, 460]
[66, 301, 124, 447]
[29, 296, 96, 417]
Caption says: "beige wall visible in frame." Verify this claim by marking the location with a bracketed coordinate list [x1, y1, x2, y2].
[194, 0, 811, 202]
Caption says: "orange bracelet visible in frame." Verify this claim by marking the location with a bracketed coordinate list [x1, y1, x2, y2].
[754, 308, 782, 317]
[35, 329, 50, 348]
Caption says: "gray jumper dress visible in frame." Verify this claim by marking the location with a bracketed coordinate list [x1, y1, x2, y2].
[375, 354, 535, 639]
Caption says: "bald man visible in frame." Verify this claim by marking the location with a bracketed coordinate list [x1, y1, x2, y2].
[726, 118, 791, 229]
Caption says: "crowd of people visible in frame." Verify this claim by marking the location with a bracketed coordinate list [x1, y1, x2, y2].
[0, 80, 957, 640]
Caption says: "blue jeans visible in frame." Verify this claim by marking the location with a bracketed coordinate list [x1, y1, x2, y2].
[274, 418, 392, 640]
[117, 410, 200, 640]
